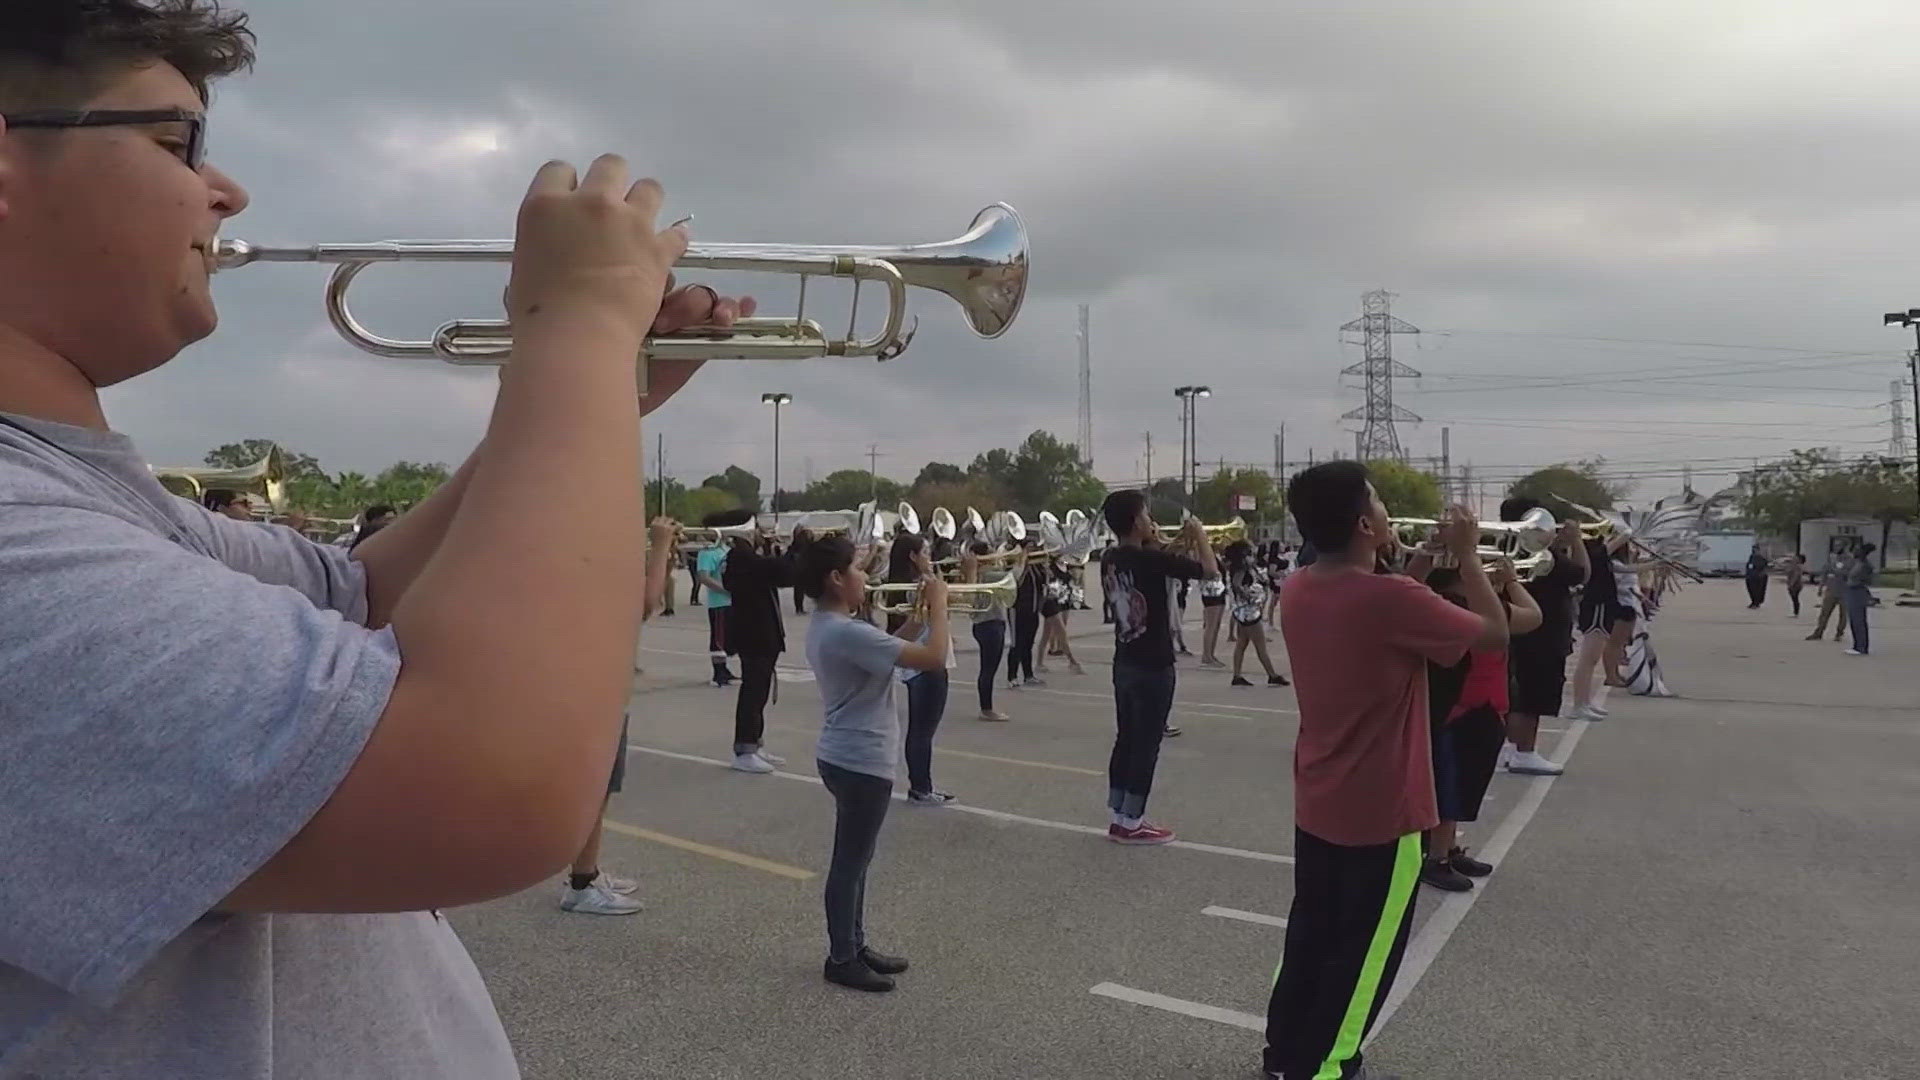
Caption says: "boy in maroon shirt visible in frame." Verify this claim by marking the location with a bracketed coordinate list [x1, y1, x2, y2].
[1263, 462, 1507, 1080]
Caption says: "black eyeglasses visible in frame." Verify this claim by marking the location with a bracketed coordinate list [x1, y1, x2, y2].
[1, 108, 206, 170]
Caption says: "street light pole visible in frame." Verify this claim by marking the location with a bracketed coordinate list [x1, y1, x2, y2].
[761, 393, 792, 516]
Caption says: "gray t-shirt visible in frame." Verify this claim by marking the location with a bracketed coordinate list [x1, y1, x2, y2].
[805, 611, 905, 779]
[0, 413, 517, 1079]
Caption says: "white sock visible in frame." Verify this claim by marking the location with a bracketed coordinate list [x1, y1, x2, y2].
[1119, 815, 1143, 831]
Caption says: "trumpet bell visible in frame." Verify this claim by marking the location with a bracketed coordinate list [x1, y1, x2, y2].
[897, 501, 922, 536]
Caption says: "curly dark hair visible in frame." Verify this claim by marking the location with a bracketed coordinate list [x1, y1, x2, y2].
[0, 0, 255, 112]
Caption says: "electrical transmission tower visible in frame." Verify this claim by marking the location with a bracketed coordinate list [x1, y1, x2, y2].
[1339, 289, 1422, 461]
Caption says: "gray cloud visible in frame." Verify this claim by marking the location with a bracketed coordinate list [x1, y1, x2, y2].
[104, 0, 1918, 503]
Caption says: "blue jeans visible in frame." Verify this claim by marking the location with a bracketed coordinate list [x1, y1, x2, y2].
[818, 760, 892, 963]
[972, 619, 1006, 710]
[904, 669, 949, 795]
[1845, 586, 1870, 654]
[1110, 663, 1177, 819]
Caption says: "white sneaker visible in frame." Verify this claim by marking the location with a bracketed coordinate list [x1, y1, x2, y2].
[907, 790, 956, 807]
[1844, 649, 1864, 656]
[1507, 750, 1564, 776]
[1570, 705, 1607, 721]
[731, 752, 776, 774]
[978, 709, 1011, 722]
[597, 871, 638, 895]
[560, 883, 643, 915]
[755, 749, 788, 767]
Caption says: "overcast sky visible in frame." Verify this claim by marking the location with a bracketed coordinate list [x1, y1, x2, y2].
[105, 0, 1920, 505]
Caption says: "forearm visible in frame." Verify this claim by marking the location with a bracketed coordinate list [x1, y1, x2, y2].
[642, 535, 675, 619]
[1457, 560, 1509, 647]
[351, 440, 488, 629]
[387, 318, 647, 778]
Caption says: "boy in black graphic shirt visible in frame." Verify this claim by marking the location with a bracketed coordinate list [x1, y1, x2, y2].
[1098, 490, 1217, 844]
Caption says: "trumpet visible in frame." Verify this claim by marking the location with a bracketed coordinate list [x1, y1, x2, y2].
[867, 574, 1019, 616]
[1156, 515, 1247, 547]
[677, 521, 764, 549]
[213, 203, 1029, 369]
[1390, 507, 1559, 577]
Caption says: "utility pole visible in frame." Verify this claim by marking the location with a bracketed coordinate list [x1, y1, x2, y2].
[1892, 379, 1911, 461]
[867, 444, 881, 500]
[1078, 304, 1094, 472]
[1440, 427, 1452, 505]
[1877, 309, 1920, 515]
[1144, 431, 1154, 487]
[655, 433, 666, 519]
[1461, 464, 1473, 514]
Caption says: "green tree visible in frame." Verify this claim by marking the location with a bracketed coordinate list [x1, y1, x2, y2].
[908, 478, 1005, 527]
[1146, 478, 1188, 523]
[975, 430, 1102, 517]
[1366, 459, 1443, 518]
[203, 439, 324, 480]
[793, 469, 905, 512]
[1745, 448, 1917, 547]
[679, 485, 743, 524]
[913, 461, 967, 490]
[1507, 459, 1627, 513]
[700, 465, 762, 510]
[967, 447, 1017, 493]
[1193, 467, 1279, 529]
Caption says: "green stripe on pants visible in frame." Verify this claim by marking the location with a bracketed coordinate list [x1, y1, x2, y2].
[1313, 833, 1421, 1080]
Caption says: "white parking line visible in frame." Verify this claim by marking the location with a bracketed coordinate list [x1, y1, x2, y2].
[1089, 984, 1264, 1032]
[1201, 905, 1289, 929]
[1090, 693, 1606, 1042]
[1364, 713, 1596, 1044]
[624, 743, 1293, 864]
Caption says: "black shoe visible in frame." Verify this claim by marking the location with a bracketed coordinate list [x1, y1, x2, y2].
[1163, 725, 1183, 738]
[1231, 676, 1253, 687]
[1420, 856, 1473, 892]
[1448, 846, 1493, 877]
[824, 956, 895, 992]
[858, 945, 909, 975]
[1267, 674, 1290, 686]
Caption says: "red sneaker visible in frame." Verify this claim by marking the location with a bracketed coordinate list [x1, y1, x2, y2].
[1107, 822, 1176, 845]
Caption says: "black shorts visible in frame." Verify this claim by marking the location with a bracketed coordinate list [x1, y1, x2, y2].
[1200, 594, 1226, 608]
[1432, 705, 1504, 823]
[707, 606, 730, 655]
[1508, 635, 1568, 718]
[1041, 597, 1062, 619]
[1575, 600, 1612, 635]
[608, 713, 630, 795]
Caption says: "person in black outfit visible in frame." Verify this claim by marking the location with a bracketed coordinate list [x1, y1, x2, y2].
[786, 527, 814, 614]
[1007, 541, 1045, 688]
[1744, 546, 1770, 609]
[1098, 490, 1217, 845]
[1499, 497, 1589, 775]
[722, 534, 790, 773]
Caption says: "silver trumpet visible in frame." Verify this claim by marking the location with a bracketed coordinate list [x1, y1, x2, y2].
[212, 203, 1029, 365]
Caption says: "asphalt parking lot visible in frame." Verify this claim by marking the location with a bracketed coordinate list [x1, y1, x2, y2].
[450, 578, 1918, 1079]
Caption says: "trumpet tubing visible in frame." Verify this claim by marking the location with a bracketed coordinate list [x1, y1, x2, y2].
[213, 204, 1028, 366]
[867, 575, 1018, 615]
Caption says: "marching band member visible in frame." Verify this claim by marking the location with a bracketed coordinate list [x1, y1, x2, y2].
[798, 537, 946, 992]
[1097, 490, 1217, 845]
[1265, 463, 1503, 1080]
[0, 2, 754, 1071]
